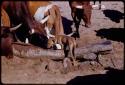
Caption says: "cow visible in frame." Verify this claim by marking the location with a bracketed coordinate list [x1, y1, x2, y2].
[93, 0, 102, 10]
[93, 1, 105, 10]
[2, 1, 65, 48]
[2, 1, 37, 43]
[28, 1, 64, 39]
[1, 8, 22, 58]
[1, 8, 25, 58]
[69, 1, 92, 38]
[1, 25, 22, 58]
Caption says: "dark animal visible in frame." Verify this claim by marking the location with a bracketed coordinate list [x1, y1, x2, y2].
[1, 25, 22, 58]
[69, 1, 92, 38]
[2, 1, 65, 48]
[93, 0, 102, 9]
[29, 33, 48, 49]
[1, 8, 22, 58]
[28, 1, 64, 39]
[2, 1, 36, 42]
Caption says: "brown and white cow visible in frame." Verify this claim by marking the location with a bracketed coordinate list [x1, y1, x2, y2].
[28, 1, 64, 39]
[2, 1, 65, 43]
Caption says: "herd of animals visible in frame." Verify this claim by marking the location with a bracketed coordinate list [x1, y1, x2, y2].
[1, 1, 103, 68]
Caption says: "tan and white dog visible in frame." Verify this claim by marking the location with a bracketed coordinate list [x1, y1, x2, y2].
[47, 35, 78, 67]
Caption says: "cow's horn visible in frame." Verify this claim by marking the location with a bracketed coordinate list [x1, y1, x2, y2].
[40, 15, 50, 24]
[66, 32, 75, 36]
[10, 23, 22, 31]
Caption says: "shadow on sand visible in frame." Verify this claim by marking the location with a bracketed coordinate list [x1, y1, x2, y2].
[103, 9, 124, 23]
[62, 16, 73, 35]
[67, 67, 124, 85]
[95, 28, 124, 43]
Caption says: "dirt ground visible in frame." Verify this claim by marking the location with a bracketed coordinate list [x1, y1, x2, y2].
[1, 1, 124, 84]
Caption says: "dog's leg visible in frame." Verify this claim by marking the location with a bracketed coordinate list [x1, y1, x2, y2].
[71, 43, 79, 67]
[69, 45, 76, 66]
[63, 45, 69, 68]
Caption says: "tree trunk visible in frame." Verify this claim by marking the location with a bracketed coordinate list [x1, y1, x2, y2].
[12, 40, 113, 60]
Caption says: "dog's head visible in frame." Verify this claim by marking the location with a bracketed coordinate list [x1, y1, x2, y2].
[47, 37, 55, 49]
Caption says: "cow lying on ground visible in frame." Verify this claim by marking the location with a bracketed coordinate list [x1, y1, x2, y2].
[69, 1, 92, 38]
[47, 35, 78, 67]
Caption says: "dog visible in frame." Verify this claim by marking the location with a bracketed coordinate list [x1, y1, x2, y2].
[47, 35, 78, 67]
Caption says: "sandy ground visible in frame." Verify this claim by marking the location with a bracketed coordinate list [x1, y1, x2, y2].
[1, 1, 124, 84]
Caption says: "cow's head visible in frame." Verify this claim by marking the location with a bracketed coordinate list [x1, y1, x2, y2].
[1, 23, 22, 37]
[29, 21, 46, 35]
[47, 37, 55, 49]
[1, 23, 22, 58]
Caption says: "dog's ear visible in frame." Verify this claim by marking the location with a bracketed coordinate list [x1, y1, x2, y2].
[51, 37, 55, 42]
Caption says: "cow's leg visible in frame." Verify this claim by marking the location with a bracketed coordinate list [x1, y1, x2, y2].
[82, 5, 92, 28]
[53, 5, 64, 35]
[70, 7, 77, 32]
[70, 7, 81, 38]
[6, 48, 13, 59]
[5, 44, 13, 59]
[99, 0, 101, 10]
[63, 44, 69, 67]
[1, 37, 13, 59]
[45, 26, 55, 39]
[45, 14, 55, 39]
[74, 10, 81, 38]
[93, 0, 96, 5]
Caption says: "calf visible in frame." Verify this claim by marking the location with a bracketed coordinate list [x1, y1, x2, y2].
[47, 35, 78, 67]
